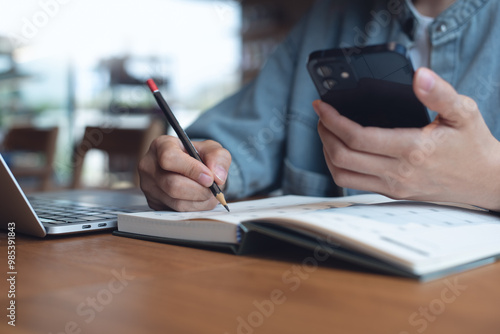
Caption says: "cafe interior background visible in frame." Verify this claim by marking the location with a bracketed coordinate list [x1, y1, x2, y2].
[0, 0, 311, 191]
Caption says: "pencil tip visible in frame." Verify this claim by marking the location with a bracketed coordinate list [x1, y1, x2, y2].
[215, 192, 230, 212]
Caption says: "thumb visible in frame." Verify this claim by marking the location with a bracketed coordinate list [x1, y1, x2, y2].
[413, 67, 478, 127]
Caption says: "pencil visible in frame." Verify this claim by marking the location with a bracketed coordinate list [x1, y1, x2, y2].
[146, 79, 230, 212]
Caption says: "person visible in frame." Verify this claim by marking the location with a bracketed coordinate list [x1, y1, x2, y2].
[138, 0, 500, 212]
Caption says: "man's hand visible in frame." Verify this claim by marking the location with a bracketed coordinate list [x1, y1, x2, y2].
[138, 136, 231, 211]
[314, 67, 500, 211]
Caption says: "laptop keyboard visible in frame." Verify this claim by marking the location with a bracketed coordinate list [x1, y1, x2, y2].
[28, 197, 140, 225]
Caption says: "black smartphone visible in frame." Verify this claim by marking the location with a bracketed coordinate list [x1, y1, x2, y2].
[307, 43, 430, 128]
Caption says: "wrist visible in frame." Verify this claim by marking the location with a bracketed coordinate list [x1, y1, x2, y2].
[471, 142, 500, 211]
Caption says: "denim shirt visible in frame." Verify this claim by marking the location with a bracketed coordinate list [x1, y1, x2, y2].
[186, 0, 500, 200]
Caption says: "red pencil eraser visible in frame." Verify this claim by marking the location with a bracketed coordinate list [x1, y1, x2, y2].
[146, 79, 158, 92]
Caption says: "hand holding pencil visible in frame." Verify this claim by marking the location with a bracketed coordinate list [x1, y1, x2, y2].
[138, 80, 232, 212]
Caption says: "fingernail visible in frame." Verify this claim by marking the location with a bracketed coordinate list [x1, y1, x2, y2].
[214, 165, 227, 183]
[312, 100, 321, 115]
[198, 173, 213, 187]
[417, 68, 436, 93]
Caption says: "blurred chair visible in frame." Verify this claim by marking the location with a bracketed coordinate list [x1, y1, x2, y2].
[2, 126, 59, 191]
[71, 118, 165, 189]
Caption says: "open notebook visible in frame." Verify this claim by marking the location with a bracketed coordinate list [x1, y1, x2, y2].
[114, 194, 500, 281]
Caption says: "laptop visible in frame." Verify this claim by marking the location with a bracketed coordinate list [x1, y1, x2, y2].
[0, 153, 151, 237]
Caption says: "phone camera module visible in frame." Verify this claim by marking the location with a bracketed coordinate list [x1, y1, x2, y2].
[322, 79, 337, 90]
[316, 65, 333, 77]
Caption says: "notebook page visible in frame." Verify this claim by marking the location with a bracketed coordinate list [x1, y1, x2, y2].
[118, 194, 393, 243]
[266, 202, 500, 274]
[121, 194, 393, 225]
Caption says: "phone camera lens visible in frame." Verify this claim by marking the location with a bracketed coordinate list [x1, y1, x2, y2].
[322, 79, 337, 90]
[317, 65, 333, 77]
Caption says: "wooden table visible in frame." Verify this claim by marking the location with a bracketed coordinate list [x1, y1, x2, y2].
[1, 230, 499, 334]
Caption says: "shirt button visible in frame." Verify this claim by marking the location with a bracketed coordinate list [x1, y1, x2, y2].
[436, 23, 448, 33]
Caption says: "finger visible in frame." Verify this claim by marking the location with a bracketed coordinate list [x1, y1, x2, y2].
[158, 172, 214, 201]
[318, 121, 398, 176]
[194, 140, 231, 185]
[146, 190, 218, 212]
[163, 197, 219, 212]
[145, 195, 169, 211]
[139, 137, 218, 211]
[325, 156, 414, 200]
[143, 179, 215, 211]
[138, 149, 169, 208]
[413, 68, 479, 127]
[313, 100, 420, 157]
[153, 136, 215, 187]
[324, 161, 392, 195]
[140, 170, 216, 210]
[140, 150, 214, 202]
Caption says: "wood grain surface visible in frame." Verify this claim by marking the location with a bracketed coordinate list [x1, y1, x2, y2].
[1, 231, 499, 334]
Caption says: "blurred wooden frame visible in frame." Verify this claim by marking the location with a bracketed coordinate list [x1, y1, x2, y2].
[71, 119, 164, 189]
[2, 126, 59, 191]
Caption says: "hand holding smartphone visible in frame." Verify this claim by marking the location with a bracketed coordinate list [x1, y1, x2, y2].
[307, 43, 430, 128]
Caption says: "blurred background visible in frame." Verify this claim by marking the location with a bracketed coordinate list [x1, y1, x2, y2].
[0, 0, 312, 191]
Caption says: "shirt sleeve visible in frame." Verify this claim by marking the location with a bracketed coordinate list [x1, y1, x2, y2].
[186, 14, 311, 200]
